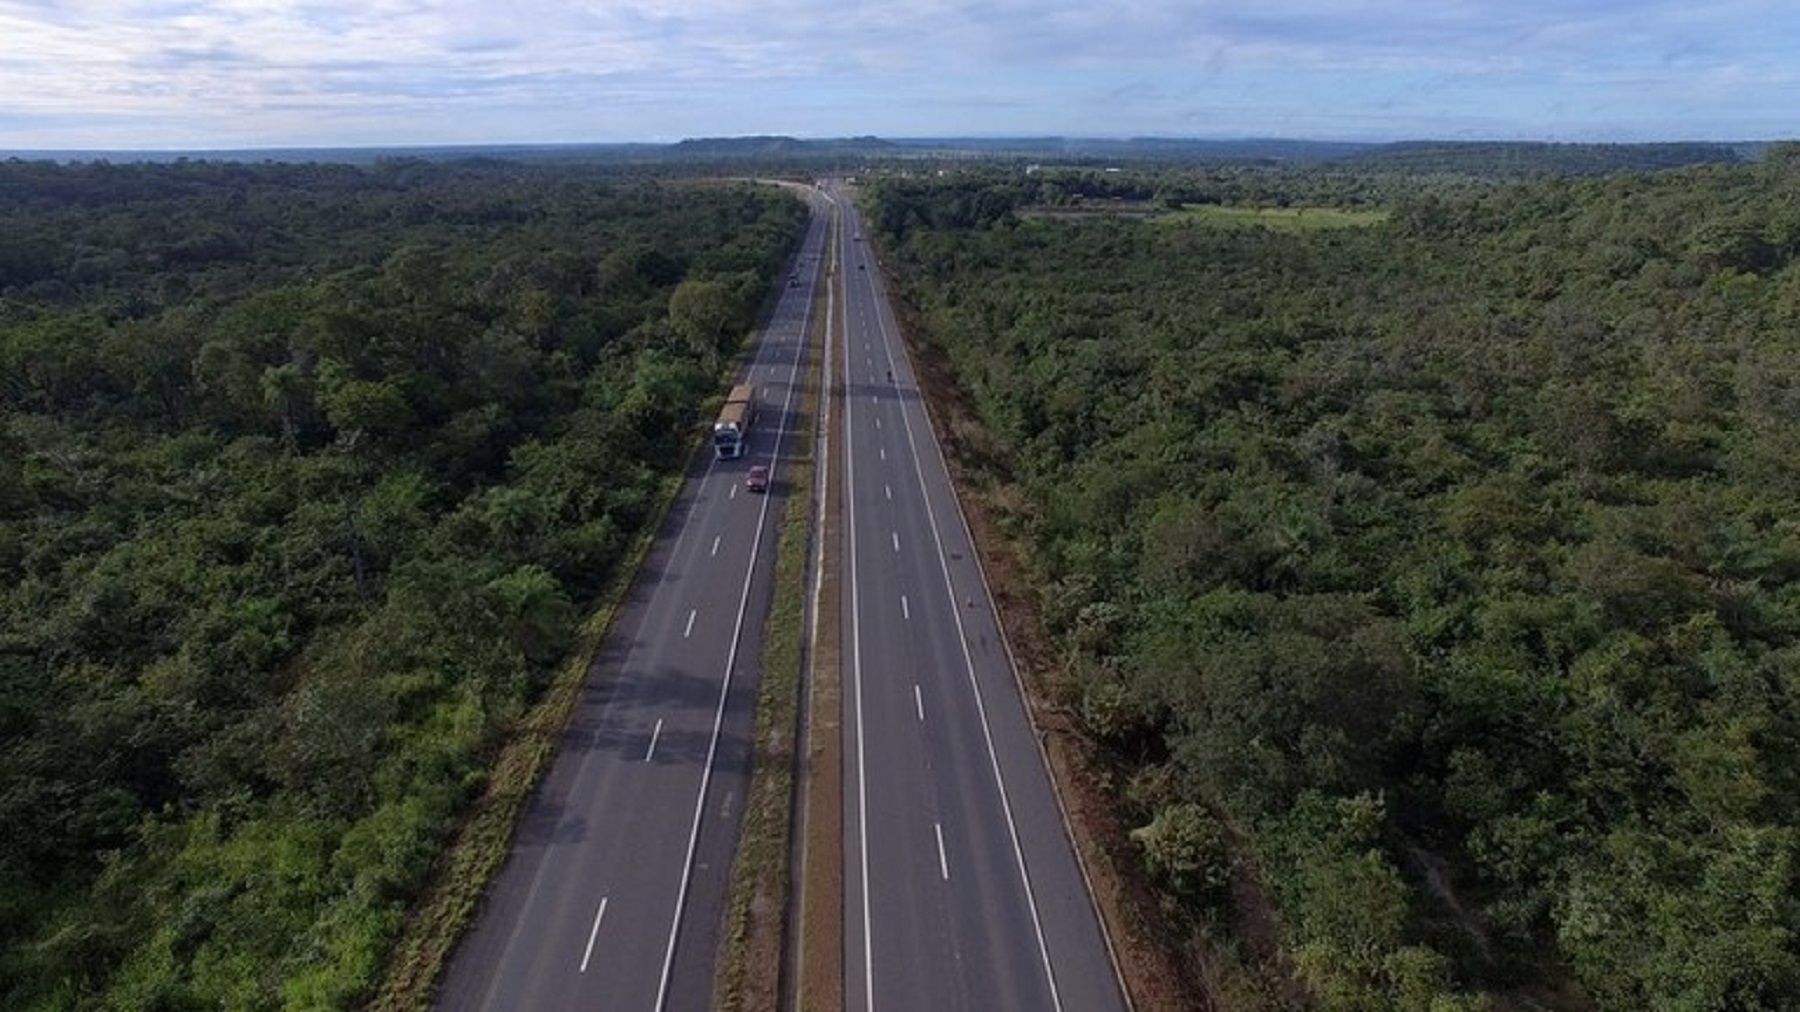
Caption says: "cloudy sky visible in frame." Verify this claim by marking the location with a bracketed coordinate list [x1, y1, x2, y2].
[1, 0, 1795, 150]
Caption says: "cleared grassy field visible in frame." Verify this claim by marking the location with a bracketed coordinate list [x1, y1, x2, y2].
[1164, 203, 1389, 229]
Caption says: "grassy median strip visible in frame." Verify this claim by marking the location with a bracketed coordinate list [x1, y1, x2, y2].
[712, 286, 821, 1012]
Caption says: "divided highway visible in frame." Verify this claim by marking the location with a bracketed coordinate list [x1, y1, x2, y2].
[834, 190, 1128, 1011]
[436, 196, 830, 1012]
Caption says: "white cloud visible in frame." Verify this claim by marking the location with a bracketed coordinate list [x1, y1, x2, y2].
[0, 0, 1794, 148]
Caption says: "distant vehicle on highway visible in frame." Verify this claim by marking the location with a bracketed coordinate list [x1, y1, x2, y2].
[745, 464, 770, 493]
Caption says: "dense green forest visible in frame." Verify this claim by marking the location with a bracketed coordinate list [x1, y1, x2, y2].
[0, 158, 805, 1009]
[871, 150, 1800, 1009]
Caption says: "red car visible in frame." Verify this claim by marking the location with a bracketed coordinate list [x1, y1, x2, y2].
[745, 464, 770, 493]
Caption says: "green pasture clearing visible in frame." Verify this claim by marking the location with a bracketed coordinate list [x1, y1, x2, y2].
[1164, 203, 1389, 229]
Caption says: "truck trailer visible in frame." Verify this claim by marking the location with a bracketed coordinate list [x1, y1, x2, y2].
[713, 383, 755, 459]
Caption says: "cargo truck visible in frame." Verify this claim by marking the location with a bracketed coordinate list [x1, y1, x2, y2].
[713, 383, 755, 459]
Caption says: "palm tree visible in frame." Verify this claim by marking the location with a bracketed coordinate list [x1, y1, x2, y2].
[260, 363, 305, 447]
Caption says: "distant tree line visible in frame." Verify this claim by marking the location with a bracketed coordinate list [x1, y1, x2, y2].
[871, 145, 1800, 1010]
[0, 158, 805, 1008]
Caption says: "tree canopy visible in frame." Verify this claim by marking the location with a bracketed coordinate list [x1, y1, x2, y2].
[0, 158, 805, 1009]
[871, 147, 1800, 1010]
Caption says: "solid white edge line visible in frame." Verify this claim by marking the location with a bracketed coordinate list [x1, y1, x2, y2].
[650, 211, 821, 1011]
[579, 897, 608, 973]
[871, 234, 1068, 1012]
[800, 216, 834, 1007]
[843, 205, 879, 1012]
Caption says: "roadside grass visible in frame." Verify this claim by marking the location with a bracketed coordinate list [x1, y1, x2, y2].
[1162, 203, 1389, 229]
[712, 264, 822, 1012]
[365, 469, 689, 1012]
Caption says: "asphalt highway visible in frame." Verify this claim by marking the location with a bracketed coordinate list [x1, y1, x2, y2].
[435, 195, 830, 1012]
[834, 189, 1128, 1012]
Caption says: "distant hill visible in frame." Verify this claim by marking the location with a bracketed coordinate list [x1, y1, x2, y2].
[886, 136, 1377, 163]
[668, 134, 901, 158]
[1333, 140, 1746, 176]
[0, 135, 1770, 176]
[0, 142, 662, 165]
[617, 136, 1761, 175]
